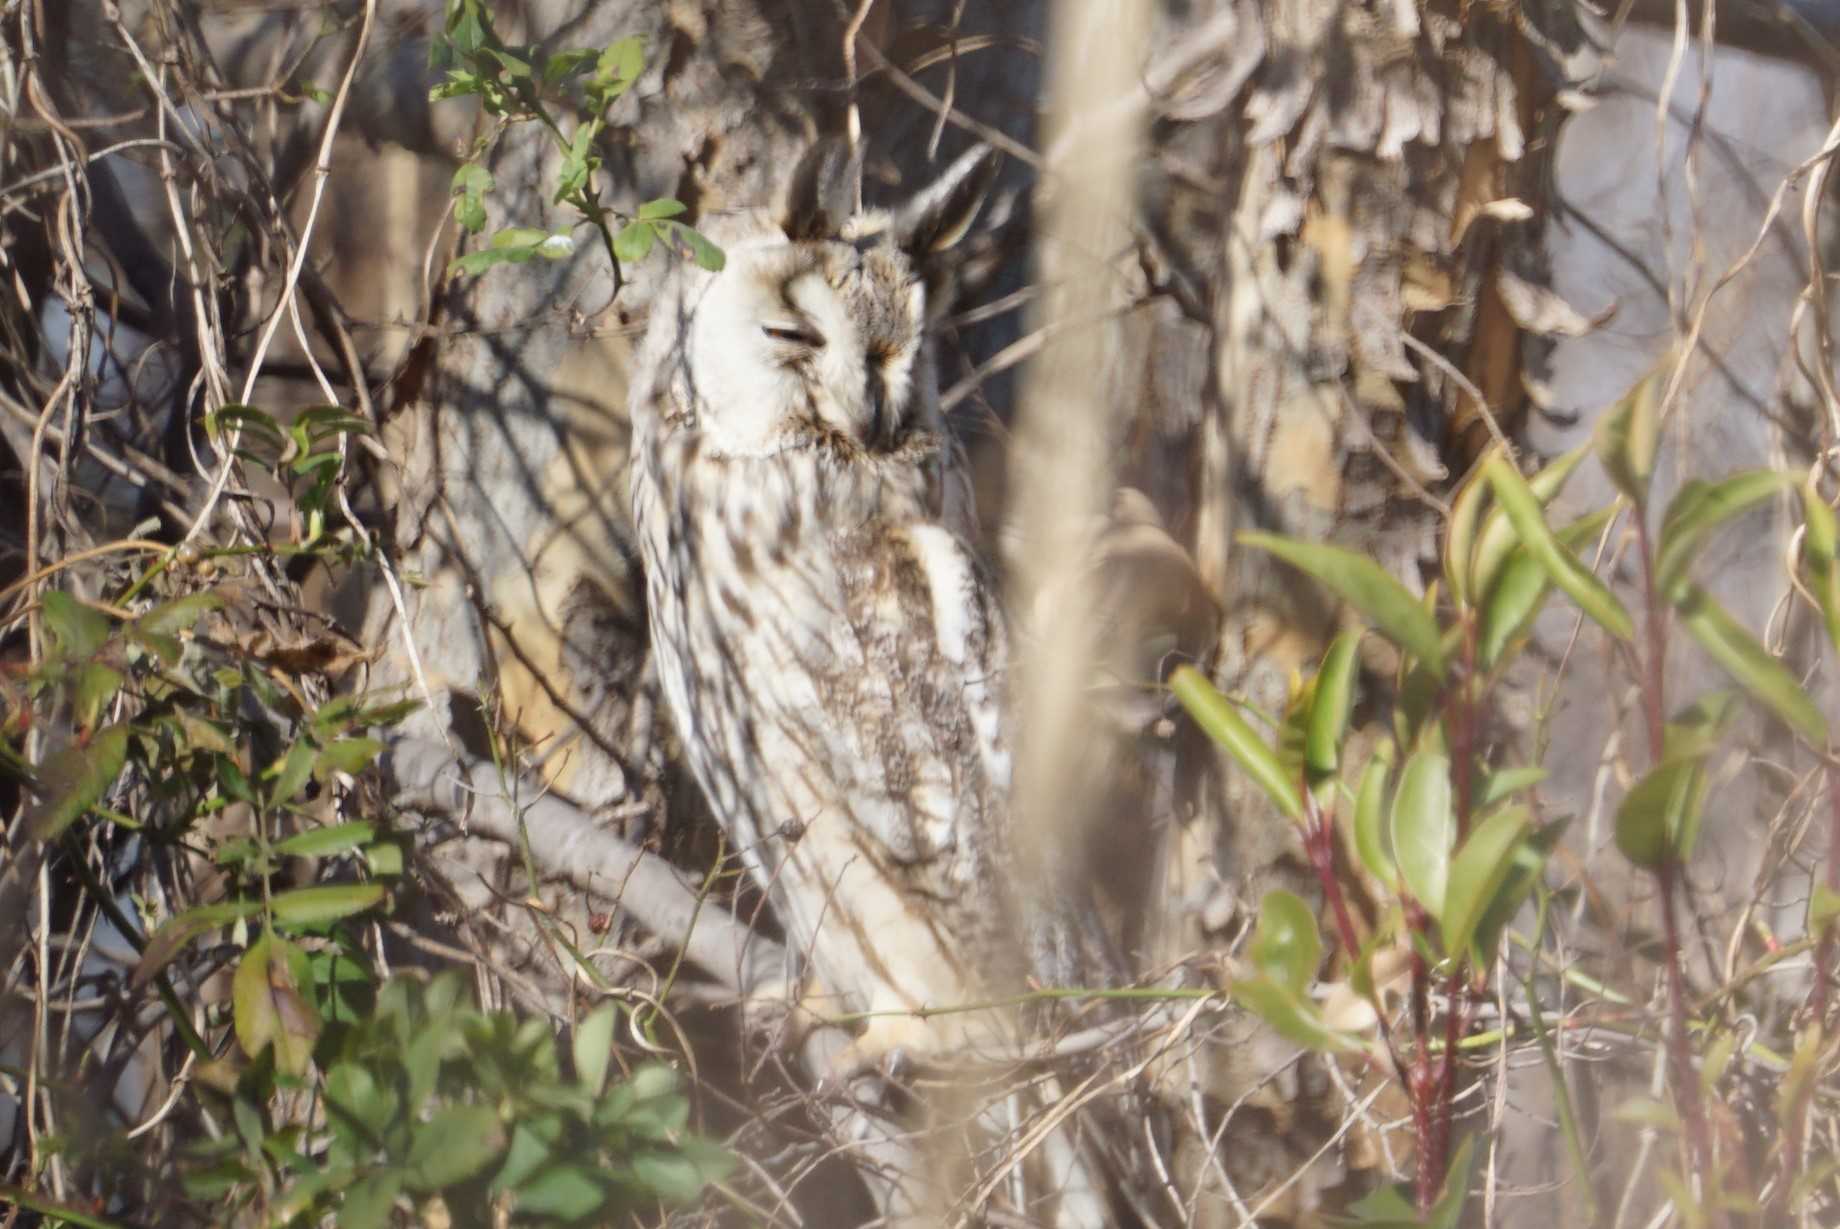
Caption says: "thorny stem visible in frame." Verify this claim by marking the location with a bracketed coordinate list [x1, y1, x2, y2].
[1634, 513, 1719, 1198]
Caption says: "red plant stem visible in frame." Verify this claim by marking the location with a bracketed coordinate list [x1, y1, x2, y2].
[1635, 515, 1717, 1190]
[1304, 791, 1365, 973]
[1300, 786, 1415, 1165]
[1420, 621, 1482, 1208]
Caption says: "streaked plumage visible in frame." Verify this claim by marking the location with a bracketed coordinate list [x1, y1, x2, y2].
[629, 144, 1036, 1058]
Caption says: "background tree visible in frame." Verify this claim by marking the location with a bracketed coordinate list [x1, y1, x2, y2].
[2, 0, 1837, 1224]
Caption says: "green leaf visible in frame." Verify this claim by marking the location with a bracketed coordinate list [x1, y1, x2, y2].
[316, 736, 384, 780]
[492, 1120, 559, 1193]
[1250, 889, 1323, 993]
[592, 36, 645, 103]
[27, 724, 129, 841]
[404, 1105, 506, 1191]
[42, 590, 113, 662]
[325, 1061, 399, 1157]
[492, 225, 554, 250]
[73, 662, 124, 730]
[624, 1063, 680, 1105]
[613, 219, 656, 263]
[134, 630, 182, 667]
[1472, 815, 1568, 960]
[1239, 533, 1445, 676]
[1478, 505, 1621, 669]
[1170, 666, 1302, 822]
[1332, 1136, 1481, 1229]
[1484, 453, 1633, 641]
[430, 70, 482, 103]
[274, 821, 376, 859]
[1470, 443, 1590, 603]
[1340, 1179, 1418, 1228]
[269, 883, 386, 928]
[207, 403, 287, 444]
[513, 1163, 606, 1219]
[455, 192, 487, 234]
[354, 697, 423, 729]
[1475, 765, 1546, 810]
[541, 47, 597, 83]
[451, 161, 492, 197]
[1812, 883, 1840, 928]
[1700, 1027, 1740, 1095]
[232, 933, 320, 1078]
[269, 739, 317, 808]
[1444, 456, 1491, 607]
[334, 1169, 403, 1229]
[632, 1149, 714, 1203]
[573, 1003, 618, 1096]
[1305, 630, 1362, 782]
[136, 591, 221, 637]
[1655, 470, 1794, 599]
[1614, 756, 1700, 868]
[1390, 750, 1454, 919]
[450, 226, 553, 275]
[1441, 804, 1531, 962]
[1477, 545, 1548, 669]
[290, 449, 342, 480]
[665, 221, 725, 272]
[1350, 747, 1396, 888]
[1596, 364, 1663, 504]
[1801, 480, 1840, 653]
[296, 405, 374, 439]
[484, 45, 531, 78]
[134, 900, 264, 988]
[363, 842, 405, 876]
[637, 197, 687, 220]
[1230, 975, 1356, 1051]
[446, 7, 486, 54]
[1674, 583, 1827, 746]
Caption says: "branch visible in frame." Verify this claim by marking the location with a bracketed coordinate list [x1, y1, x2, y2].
[1622, 0, 1840, 71]
[384, 738, 785, 997]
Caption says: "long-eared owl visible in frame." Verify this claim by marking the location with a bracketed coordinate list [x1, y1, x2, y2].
[627, 142, 1077, 1061]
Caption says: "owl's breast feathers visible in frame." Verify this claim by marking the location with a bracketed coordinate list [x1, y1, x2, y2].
[633, 427, 1025, 1017]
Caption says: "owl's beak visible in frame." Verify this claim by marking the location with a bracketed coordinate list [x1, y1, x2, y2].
[863, 367, 890, 447]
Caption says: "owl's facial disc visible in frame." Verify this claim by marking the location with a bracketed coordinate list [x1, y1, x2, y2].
[680, 237, 926, 457]
[777, 260, 924, 451]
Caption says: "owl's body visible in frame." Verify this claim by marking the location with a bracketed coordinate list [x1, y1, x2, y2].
[629, 147, 1037, 1054]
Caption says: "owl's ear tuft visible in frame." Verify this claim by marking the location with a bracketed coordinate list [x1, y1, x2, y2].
[783, 138, 860, 241]
[890, 145, 1000, 259]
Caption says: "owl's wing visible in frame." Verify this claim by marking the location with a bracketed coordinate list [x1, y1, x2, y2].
[828, 521, 1010, 884]
[720, 514, 1018, 1024]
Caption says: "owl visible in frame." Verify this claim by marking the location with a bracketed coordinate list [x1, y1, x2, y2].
[628, 141, 1096, 1070]
[627, 141, 1135, 1229]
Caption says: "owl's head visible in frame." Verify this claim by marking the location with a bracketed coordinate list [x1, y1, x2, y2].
[639, 142, 998, 460]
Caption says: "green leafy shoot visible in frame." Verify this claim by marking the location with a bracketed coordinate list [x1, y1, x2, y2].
[428, 7, 722, 281]
[1483, 452, 1633, 642]
[1239, 533, 1445, 677]
[1171, 665, 1303, 822]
